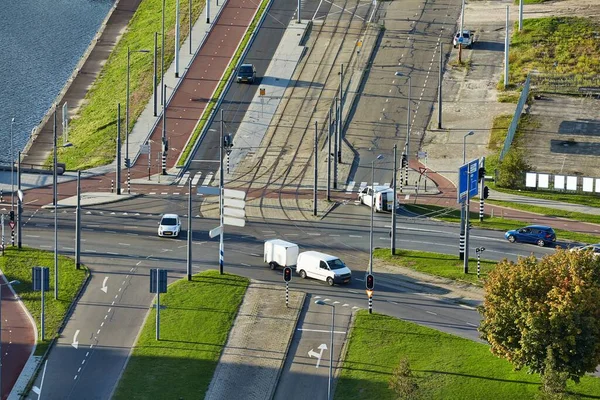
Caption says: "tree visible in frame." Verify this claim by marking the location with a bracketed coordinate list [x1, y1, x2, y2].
[496, 146, 532, 188]
[479, 249, 600, 390]
[388, 358, 420, 399]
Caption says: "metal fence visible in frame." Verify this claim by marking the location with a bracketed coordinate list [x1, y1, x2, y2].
[499, 74, 531, 162]
[529, 73, 600, 95]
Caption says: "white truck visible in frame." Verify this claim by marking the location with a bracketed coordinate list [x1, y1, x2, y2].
[264, 239, 300, 270]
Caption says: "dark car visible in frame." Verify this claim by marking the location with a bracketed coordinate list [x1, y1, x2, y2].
[504, 225, 556, 247]
[236, 63, 256, 83]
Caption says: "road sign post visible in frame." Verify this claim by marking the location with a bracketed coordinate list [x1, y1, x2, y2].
[476, 247, 485, 279]
[150, 269, 167, 340]
[1, 214, 4, 256]
[32, 267, 50, 340]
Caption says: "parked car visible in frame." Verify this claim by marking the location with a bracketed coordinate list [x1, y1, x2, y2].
[358, 185, 397, 212]
[504, 225, 556, 247]
[264, 239, 299, 270]
[158, 214, 181, 238]
[453, 29, 472, 48]
[236, 63, 256, 83]
[296, 251, 352, 286]
[569, 243, 600, 257]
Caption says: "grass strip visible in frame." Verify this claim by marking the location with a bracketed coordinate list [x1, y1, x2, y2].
[177, 0, 270, 167]
[0, 247, 88, 356]
[403, 203, 600, 244]
[374, 248, 495, 285]
[113, 270, 248, 400]
[55, 0, 204, 170]
[336, 311, 600, 400]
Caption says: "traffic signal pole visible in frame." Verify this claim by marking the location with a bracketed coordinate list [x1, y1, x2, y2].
[479, 157, 486, 222]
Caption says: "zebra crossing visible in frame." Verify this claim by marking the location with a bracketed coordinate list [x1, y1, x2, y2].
[345, 181, 390, 193]
[176, 171, 216, 188]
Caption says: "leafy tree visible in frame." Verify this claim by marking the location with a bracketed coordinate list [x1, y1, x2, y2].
[479, 249, 600, 390]
[497, 147, 532, 188]
[388, 358, 420, 399]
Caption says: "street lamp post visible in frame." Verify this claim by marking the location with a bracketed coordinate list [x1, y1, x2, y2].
[314, 300, 334, 400]
[463, 130, 475, 164]
[0, 279, 20, 396]
[10, 118, 15, 212]
[395, 72, 411, 185]
[369, 155, 384, 276]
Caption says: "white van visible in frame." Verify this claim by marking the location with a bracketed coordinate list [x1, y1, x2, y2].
[264, 239, 299, 270]
[358, 185, 396, 212]
[296, 251, 352, 286]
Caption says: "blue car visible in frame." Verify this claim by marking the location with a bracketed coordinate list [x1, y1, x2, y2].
[505, 225, 556, 247]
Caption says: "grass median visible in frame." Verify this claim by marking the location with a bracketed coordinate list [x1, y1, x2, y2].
[56, 0, 204, 170]
[336, 311, 600, 399]
[374, 248, 495, 285]
[113, 270, 248, 400]
[403, 203, 600, 244]
[0, 247, 88, 356]
[177, 0, 270, 167]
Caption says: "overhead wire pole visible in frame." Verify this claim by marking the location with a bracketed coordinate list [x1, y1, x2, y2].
[338, 64, 343, 163]
[313, 121, 318, 217]
[327, 109, 331, 201]
[219, 109, 225, 274]
[459, 0, 465, 63]
[391, 145, 397, 255]
[154, 32, 158, 116]
[405, 76, 411, 185]
[189, 0, 193, 54]
[175, 0, 180, 77]
[162, 84, 167, 175]
[438, 43, 443, 129]
[333, 98, 338, 189]
[17, 151, 22, 249]
[53, 110, 58, 300]
[161, 0, 166, 105]
[187, 178, 192, 280]
[504, 6, 510, 89]
[116, 104, 122, 194]
[76, 171, 81, 269]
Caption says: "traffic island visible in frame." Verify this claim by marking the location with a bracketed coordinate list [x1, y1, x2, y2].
[336, 311, 600, 399]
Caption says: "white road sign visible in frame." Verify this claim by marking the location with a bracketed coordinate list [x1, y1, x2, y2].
[223, 188, 246, 200]
[223, 216, 245, 227]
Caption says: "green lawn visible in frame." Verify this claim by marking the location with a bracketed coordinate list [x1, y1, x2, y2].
[336, 312, 600, 399]
[507, 16, 600, 86]
[374, 248, 495, 286]
[55, 0, 204, 170]
[403, 203, 600, 244]
[113, 270, 248, 400]
[0, 247, 88, 356]
[177, 0, 270, 166]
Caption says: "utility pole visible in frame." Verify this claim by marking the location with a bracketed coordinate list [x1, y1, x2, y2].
[338, 64, 343, 163]
[464, 173, 471, 274]
[53, 110, 58, 300]
[405, 76, 411, 185]
[76, 171, 81, 269]
[116, 103, 122, 195]
[327, 109, 331, 202]
[333, 99, 339, 189]
[479, 157, 486, 222]
[161, 0, 166, 105]
[162, 84, 167, 175]
[189, 0, 193, 54]
[187, 178, 192, 281]
[438, 43, 443, 129]
[175, 0, 180, 77]
[459, 0, 465, 63]
[17, 151, 22, 249]
[297, 0, 301, 23]
[504, 6, 510, 89]
[313, 121, 318, 217]
[391, 145, 397, 255]
[519, 0, 523, 31]
[219, 109, 224, 274]
[154, 32, 158, 116]
[206, 0, 210, 23]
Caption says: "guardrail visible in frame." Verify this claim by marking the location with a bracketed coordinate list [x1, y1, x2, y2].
[499, 74, 531, 162]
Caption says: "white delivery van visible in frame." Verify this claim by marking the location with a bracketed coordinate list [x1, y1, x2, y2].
[358, 185, 396, 212]
[264, 239, 299, 270]
[296, 251, 352, 286]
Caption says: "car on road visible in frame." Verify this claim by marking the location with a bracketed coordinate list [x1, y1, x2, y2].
[358, 185, 396, 212]
[296, 251, 352, 286]
[453, 29, 472, 48]
[569, 243, 600, 257]
[236, 63, 256, 83]
[158, 214, 181, 238]
[504, 225, 556, 247]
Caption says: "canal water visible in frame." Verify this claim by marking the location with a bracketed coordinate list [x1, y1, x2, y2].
[0, 0, 114, 163]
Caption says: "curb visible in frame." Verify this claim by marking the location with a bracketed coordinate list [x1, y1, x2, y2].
[331, 310, 357, 397]
[268, 288, 306, 400]
[21, 267, 92, 399]
[40, 193, 143, 209]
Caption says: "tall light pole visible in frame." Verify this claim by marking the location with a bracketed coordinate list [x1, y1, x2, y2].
[10, 118, 15, 212]
[391, 145, 397, 255]
[161, 0, 166, 105]
[395, 72, 411, 185]
[370, 155, 384, 276]
[126, 47, 150, 188]
[53, 110, 58, 300]
[0, 279, 20, 397]
[314, 300, 334, 400]
[463, 130, 475, 164]
[175, 0, 180, 77]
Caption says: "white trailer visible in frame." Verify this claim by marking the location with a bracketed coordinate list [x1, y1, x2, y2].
[264, 239, 299, 270]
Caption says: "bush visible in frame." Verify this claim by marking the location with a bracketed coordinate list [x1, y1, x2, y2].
[496, 147, 532, 188]
[388, 358, 420, 400]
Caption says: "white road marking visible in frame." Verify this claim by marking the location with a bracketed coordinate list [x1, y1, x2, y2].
[349, 235, 362, 238]
[191, 172, 202, 186]
[178, 172, 190, 187]
[387, 300, 399, 305]
[241, 263, 251, 267]
[118, 243, 130, 246]
[297, 328, 347, 334]
[466, 322, 478, 327]
[460, 304, 476, 310]
[426, 311, 438, 316]
[202, 173, 214, 186]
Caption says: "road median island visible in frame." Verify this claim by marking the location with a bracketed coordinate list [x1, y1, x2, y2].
[177, 0, 271, 167]
[1, 246, 89, 357]
[113, 270, 249, 399]
[336, 311, 600, 399]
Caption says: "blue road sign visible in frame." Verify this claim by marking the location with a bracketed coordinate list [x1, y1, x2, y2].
[458, 159, 479, 203]
[458, 36, 464, 44]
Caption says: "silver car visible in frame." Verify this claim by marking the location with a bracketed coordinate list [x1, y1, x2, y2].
[453, 30, 472, 49]
[158, 214, 181, 238]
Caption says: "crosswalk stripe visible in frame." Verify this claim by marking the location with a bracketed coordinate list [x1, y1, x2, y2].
[345, 181, 355, 193]
[202, 173, 214, 186]
[191, 172, 202, 187]
[178, 172, 190, 187]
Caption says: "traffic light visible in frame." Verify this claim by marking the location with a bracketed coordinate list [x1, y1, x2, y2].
[283, 267, 292, 282]
[124, 158, 130, 168]
[9, 211, 14, 222]
[483, 186, 489, 200]
[223, 134, 232, 149]
[401, 154, 408, 168]
[478, 166, 486, 182]
[366, 274, 374, 290]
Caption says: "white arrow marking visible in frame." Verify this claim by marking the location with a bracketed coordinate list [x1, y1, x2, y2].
[72, 330, 80, 349]
[308, 343, 328, 368]
[101, 277, 108, 293]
